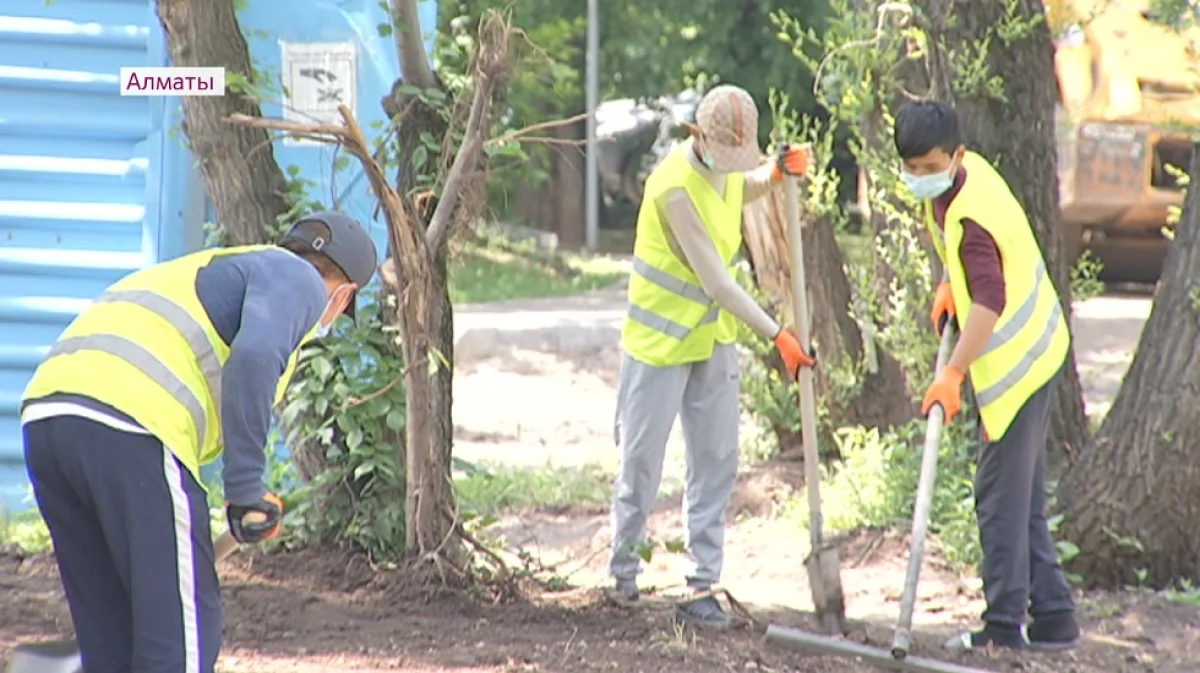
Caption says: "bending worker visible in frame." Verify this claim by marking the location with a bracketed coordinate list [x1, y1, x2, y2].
[21, 212, 379, 673]
[609, 84, 816, 629]
[893, 100, 1080, 652]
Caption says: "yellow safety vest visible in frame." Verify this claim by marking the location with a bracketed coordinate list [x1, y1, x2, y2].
[924, 151, 1070, 441]
[622, 143, 746, 366]
[22, 245, 321, 486]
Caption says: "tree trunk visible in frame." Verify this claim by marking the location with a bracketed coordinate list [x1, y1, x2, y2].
[917, 0, 1090, 477]
[399, 265, 457, 557]
[742, 190, 913, 446]
[551, 117, 587, 249]
[154, 0, 291, 245]
[380, 80, 458, 557]
[1057, 143, 1200, 589]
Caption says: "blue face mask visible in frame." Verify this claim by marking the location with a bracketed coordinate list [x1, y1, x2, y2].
[902, 161, 957, 200]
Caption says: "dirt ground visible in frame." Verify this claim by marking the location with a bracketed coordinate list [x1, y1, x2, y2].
[4, 511, 1198, 673]
[5, 289, 1195, 673]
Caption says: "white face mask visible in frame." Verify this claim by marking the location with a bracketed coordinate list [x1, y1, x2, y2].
[315, 285, 351, 338]
[901, 157, 960, 200]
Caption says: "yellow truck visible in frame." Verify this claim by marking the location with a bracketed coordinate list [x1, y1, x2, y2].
[1052, 0, 1198, 282]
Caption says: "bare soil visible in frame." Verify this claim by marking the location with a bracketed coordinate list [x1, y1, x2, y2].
[3, 524, 1199, 673]
[5, 290, 1191, 673]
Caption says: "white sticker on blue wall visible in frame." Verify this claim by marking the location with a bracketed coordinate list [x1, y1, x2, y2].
[280, 41, 358, 146]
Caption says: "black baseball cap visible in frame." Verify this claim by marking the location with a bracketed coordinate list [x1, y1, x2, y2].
[280, 211, 379, 321]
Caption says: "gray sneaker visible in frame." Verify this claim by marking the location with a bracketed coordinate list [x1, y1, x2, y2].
[674, 595, 732, 630]
[613, 578, 639, 602]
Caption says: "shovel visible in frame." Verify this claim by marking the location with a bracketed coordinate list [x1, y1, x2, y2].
[891, 322, 957, 659]
[6, 531, 242, 673]
[782, 176, 847, 635]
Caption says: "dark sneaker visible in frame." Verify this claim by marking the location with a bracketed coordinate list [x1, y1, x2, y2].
[613, 578, 639, 602]
[1026, 612, 1081, 651]
[674, 595, 732, 630]
[943, 623, 1027, 652]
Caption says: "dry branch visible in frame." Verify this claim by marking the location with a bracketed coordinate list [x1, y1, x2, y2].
[425, 12, 512, 249]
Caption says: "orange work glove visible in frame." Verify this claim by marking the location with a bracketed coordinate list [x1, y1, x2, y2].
[920, 365, 965, 425]
[226, 492, 284, 544]
[774, 327, 817, 381]
[930, 281, 956, 335]
[771, 142, 813, 181]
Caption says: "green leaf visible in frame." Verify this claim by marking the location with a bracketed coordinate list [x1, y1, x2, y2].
[664, 538, 688, 554]
[385, 408, 406, 431]
[1056, 540, 1081, 563]
[412, 144, 428, 169]
[311, 356, 334, 382]
[346, 428, 364, 450]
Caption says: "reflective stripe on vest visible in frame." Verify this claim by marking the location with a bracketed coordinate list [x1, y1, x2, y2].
[927, 150, 1069, 440]
[625, 255, 720, 340]
[44, 289, 222, 449]
[975, 261, 1063, 407]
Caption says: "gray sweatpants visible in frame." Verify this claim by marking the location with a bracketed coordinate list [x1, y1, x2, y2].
[975, 371, 1075, 626]
[609, 344, 740, 590]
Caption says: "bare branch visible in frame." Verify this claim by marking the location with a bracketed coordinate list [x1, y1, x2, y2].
[226, 113, 344, 138]
[485, 111, 592, 146]
[425, 12, 511, 250]
[389, 0, 437, 89]
[497, 136, 588, 147]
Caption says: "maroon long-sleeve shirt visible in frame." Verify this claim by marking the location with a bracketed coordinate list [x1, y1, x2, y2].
[931, 167, 1007, 315]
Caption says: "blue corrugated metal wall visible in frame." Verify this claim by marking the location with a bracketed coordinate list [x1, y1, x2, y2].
[0, 0, 187, 513]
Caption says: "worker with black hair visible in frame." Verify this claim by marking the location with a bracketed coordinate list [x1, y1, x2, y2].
[892, 100, 1080, 652]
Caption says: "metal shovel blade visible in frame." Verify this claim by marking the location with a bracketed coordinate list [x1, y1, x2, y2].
[5, 640, 82, 673]
[805, 541, 848, 635]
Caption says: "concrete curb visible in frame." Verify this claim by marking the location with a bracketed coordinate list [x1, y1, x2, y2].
[453, 288, 626, 363]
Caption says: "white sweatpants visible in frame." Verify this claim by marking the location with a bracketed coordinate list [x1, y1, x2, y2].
[608, 343, 740, 589]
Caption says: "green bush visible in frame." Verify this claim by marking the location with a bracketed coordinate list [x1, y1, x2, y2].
[277, 291, 410, 561]
[817, 418, 982, 570]
[0, 502, 51, 553]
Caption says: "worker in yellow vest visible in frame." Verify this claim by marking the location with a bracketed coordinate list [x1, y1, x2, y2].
[893, 101, 1080, 652]
[20, 212, 378, 673]
[609, 84, 816, 629]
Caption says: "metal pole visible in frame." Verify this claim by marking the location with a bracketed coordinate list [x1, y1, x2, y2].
[891, 325, 956, 658]
[584, 0, 599, 252]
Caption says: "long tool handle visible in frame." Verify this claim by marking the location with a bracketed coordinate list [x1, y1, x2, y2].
[891, 325, 957, 659]
[783, 177, 823, 552]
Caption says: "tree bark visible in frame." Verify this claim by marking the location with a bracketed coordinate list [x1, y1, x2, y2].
[396, 265, 458, 557]
[551, 117, 587, 249]
[1057, 143, 1200, 589]
[916, 0, 1090, 476]
[154, 0, 291, 245]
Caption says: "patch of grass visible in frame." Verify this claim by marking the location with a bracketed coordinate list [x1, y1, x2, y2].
[449, 228, 627, 305]
[0, 506, 52, 553]
[455, 461, 614, 516]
